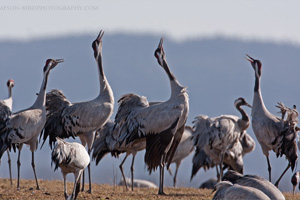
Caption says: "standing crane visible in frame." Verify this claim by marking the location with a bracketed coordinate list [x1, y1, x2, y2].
[0, 59, 63, 190]
[223, 170, 285, 200]
[192, 97, 252, 180]
[41, 30, 114, 193]
[246, 55, 299, 187]
[112, 38, 189, 195]
[0, 79, 14, 185]
[168, 126, 194, 187]
[92, 118, 146, 191]
[52, 137, 90, 200]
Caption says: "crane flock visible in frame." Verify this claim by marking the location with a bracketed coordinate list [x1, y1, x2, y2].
[0, 30, 299, 199]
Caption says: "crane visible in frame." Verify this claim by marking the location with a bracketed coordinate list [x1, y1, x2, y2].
[41, 30, 114, 193]
[0, 79, 14, 185]
[51, 137, 90, 200]
[192, 97, 252, 180]
[0, 59, 63, 190]
[246, 55, 299, 187]
[212, 181, 271, 200]
[223, 170, 285, 200]
[112, 38, 189, 195]
[92, 119, 146, 191]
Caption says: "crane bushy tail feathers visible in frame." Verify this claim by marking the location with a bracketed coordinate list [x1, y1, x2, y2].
[40, 89, 72, 149]
[51, 137, 75, 171]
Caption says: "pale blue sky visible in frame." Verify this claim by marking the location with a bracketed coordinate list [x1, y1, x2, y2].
[1, 0, 300, 44]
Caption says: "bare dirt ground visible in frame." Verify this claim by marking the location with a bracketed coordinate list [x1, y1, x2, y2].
[0, 178, 299, 200]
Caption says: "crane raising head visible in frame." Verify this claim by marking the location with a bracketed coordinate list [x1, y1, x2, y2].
[245, 54, 262, 77]
[92, 30, 104, 58]
[234, 97, 252, 108]
[43, 59, 64, 73]
[7, 79, 15, 88]
[154, 38, 165, 66]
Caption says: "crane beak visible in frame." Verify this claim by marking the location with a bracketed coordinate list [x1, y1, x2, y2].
[246, 102, 252, 108]
[158, 37, 164, 49]
[245, 54, 254, 63]
[96, 30, 104, 42]
[54, 59, 64, 64]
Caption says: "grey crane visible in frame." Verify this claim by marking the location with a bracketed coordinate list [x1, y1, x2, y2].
[246, 55, 299, 187]
[52, 137, 90, 200]
[212, 181, 271, 200]
[168, 125, 194, 187]
[0, 59, 63, 190]
[192, 97, 252, 180]
[41, 30, 114, 193]
[92, 118, 146, 191]
[291, 170, 300, 195]
[223, 170, 285, 200]
[0, 79, 14, 185]
[112, 38, 189, 195]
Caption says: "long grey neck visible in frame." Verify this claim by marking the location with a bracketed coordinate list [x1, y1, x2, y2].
[252, 74, 268, 116]
[32, 72, 49, 108]
[162, 59, 185, 98]
[236, 105, 250, 132]
[96, 53, 114, 103]
[8, 86, 12, 98]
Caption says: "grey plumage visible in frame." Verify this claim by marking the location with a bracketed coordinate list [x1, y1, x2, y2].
[192, 97, 252, 180]
[41, 31, 114, 193]
[0, 79, 14, 186]
[92, 119, 146, 191]
[168, 126, 194, 187]
[52, 138, 90, 200]
[223, 170, 285, 200]
[246, 55, 299, 186]
[213, 181, 271, 200]
[0, 59, 63, 190]
[112, 38, 189, 195]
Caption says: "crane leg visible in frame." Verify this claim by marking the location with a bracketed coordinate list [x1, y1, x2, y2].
[266, 156, 272, 182]
[220, 153, 225, 180]
[63, 174, 68, 200]
[7, 150, 12, 186]
[173, 165, 179, 188]
[17, 147, 22, 190]
[31, 152, 40, 190]
[87, 148, 92, 194]
[119, 155, 128, 191]
[275, 163, 290, 187]
[70, 171, 82, 200]
[216, 165, 220, 182]
[81, 169, 85, 192]
[130, 154, 136, 191]
[158, 154, 166, 195]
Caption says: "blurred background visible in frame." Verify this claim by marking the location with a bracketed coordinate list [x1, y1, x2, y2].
[1, 0, 300, 192]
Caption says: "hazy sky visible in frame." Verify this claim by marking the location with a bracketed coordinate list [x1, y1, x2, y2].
[1, 0, 300, 44]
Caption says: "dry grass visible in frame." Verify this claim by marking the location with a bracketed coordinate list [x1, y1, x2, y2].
[0, 178, 299, 200]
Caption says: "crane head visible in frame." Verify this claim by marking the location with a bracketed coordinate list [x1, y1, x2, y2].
[92, 30, 104, 58]
[234, 97, 252, 108]
[43, 59, 64, 73]
[245, 54, 262, 77]
[154, 37, 165, 66]
[7, 79, 15, 88]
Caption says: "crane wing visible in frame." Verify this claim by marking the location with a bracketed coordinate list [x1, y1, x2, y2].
[41, 89, 72, 149]
[0, 101, 12, 158]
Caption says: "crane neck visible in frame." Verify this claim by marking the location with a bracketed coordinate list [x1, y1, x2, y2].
[236, 104, 250, 132]
[252, 73, 268, 115]
[32, 70, 49, 108]
[95, 52, 114, 103]
[162, 58, 186, 98]
[236, 105, 249, 123]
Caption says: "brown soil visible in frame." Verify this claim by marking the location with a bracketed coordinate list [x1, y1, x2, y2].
[0, 178, 299, 200]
